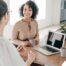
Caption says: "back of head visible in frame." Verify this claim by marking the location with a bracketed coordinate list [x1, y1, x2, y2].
[0, 0, 8, 21]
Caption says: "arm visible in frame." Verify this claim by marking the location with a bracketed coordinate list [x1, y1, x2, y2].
[26, 50, 36, 66]
[34, 30, 39, 45]
[33, 21, 39, 45]
[12, 23, 29, 46]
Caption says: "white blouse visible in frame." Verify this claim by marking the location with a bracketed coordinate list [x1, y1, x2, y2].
[0, 37, 26, 66]
[62, 61, 66, 66]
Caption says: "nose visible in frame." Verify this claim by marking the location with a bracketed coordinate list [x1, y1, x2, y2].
[25, 10, 30, 14]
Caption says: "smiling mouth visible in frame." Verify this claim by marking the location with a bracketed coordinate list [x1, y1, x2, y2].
[25, 14, 30, 16]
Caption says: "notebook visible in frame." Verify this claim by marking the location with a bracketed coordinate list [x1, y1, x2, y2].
[34, 31, 65, 55]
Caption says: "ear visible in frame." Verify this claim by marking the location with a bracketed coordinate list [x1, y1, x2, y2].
[2, 12, 9, 24]
[1, 13, 7, 22]
[4, 13, 8, 20]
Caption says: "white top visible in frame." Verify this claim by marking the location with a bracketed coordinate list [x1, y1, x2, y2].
[62, 61, 66, 66]
[0, 37, 26, 66]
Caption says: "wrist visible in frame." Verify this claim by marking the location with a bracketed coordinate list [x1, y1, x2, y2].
[26, 59, 32, 66]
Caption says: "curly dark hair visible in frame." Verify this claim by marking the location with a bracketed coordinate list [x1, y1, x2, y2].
[0, 0, 8, 21]
[19, 1, 38, 19]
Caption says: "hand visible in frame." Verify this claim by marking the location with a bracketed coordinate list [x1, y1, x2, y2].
[17, 42, 26, 52]
[17, 44, 24, 52]
[17, 42, 31, 52]
[20, 42, 32, 47]
[26, 50, 36, 66]
[29, 39, 38, 47]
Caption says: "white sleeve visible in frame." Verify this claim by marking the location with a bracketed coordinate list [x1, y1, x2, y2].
[0, 39, 26, 66]
[62, 61, 66, 66]
[6, 40, 26, 66]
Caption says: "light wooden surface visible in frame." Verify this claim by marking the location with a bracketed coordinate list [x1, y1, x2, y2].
[35, 51, 66, 66]
[34, 42, 66, 66]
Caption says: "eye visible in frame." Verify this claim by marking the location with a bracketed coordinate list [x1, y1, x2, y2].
[24, 8, 27, 11]
[29, 9, 32, 11]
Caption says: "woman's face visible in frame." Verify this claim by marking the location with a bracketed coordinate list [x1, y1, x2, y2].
[23, 4, 33, 19]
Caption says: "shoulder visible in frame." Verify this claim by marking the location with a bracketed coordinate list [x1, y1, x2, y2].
[0, 38, 11, 45]
[15, 19, 23, 26]
[32, 19, 38, 26]
[13, 19, 23, 29]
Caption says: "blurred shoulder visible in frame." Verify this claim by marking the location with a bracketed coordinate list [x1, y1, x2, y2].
[32, 19, 38, 25]
[0, 37, 10, 44]
[14, 19, 23, 26]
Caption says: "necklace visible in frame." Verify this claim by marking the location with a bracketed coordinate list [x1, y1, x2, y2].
[28, 23, 31, 30]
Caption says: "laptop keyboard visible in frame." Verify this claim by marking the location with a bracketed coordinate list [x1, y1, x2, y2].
[42, 46, 59, 52]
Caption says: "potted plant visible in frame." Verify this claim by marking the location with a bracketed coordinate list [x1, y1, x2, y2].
[60, 22, 66, 33]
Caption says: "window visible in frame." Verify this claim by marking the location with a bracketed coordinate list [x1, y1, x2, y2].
[10, 0, 28, 25]
[64, 1, 66, 9]
[10, 0, 46, 25]
[34, 0, 46, 20]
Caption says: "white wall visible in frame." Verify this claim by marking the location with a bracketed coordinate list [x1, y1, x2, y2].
[38, 0, 61, 30]
[52, 0, 61, 25]
[37, 0, 53, 29]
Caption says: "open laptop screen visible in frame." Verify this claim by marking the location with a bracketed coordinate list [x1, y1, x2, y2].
[47, 32, 65, 49]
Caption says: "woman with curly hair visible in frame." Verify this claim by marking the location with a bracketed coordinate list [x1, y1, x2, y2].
[12, 0, 39, 57]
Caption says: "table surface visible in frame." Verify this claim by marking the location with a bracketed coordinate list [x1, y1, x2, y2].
[35, 51, 66, 66]
[34, 41, 66, 66]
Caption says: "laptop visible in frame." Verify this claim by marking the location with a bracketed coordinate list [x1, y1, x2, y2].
[34, 31, 65, 55]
